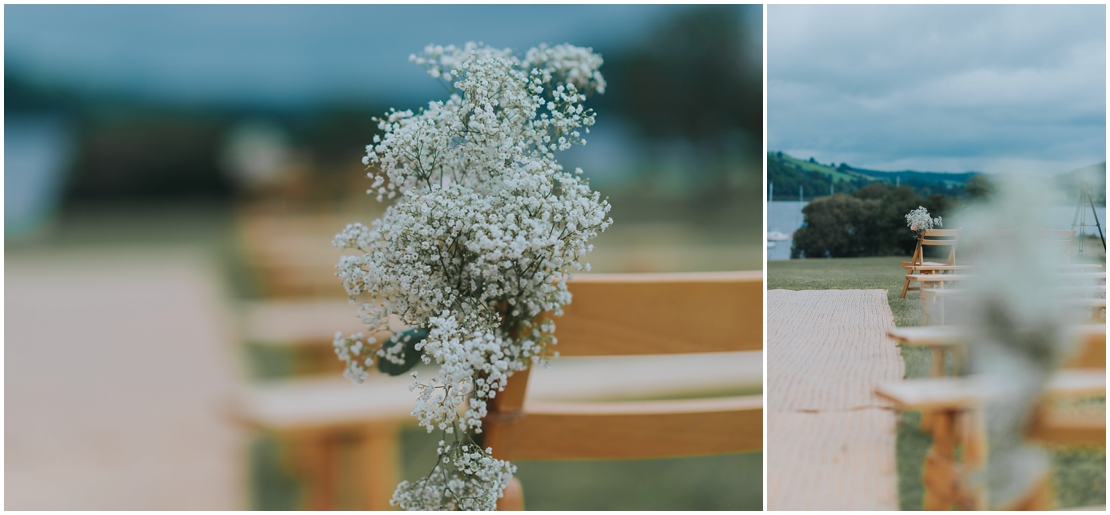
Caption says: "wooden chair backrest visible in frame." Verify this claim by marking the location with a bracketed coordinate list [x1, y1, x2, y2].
[237, 209, 372, 298]
[482, 271, 763, 464]
[1039, 228, 1076, 263]
[911, 228, 962, 266]
[1039, 228, 1077, 241]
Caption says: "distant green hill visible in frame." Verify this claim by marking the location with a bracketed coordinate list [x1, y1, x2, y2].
[768, 151, 1107, 204]
[845, 167, 976, 190]
[767, 151, 971, 200]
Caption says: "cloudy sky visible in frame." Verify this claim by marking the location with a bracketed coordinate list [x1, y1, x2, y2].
[5, 5, 758, 109]
[768, 4, 1105, 175]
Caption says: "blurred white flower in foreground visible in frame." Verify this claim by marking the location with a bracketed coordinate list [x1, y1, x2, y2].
[951, 175, 1081, 508]
[333, 42, 611, 510]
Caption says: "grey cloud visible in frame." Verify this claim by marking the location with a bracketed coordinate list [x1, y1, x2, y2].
[769, 4, 1105, 174]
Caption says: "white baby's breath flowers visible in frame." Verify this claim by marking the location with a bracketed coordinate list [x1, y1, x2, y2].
[332, 42, 611, 510]
[391, 441, 516, 511]
[905, 206, 942, 237]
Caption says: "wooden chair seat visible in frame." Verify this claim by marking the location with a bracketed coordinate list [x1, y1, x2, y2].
[237, 352, 763, 431]
[905, 274, 975, 300]
[875, 370, 1106, 410]
[907, 264, 975, 273]
[920, 289, 1107, 325]
[908, 273, 975, 283]
[903, 260, 951, 270]
[886, 324, 1106, 373]
[908, 264, 1103, 274]
[237, 376, 418, 431]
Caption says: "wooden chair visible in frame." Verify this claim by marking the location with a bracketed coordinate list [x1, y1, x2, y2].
[902, 229, 963, 298]
[232, 205, 404, 509]
[482, 271, 764, 510]
[876, 371, 1104, 510]
[236, 207, 380, 298]
[234, 298, 410, 510]
[1039, 229, 1077, 264]
[877, 325, 1106, 510]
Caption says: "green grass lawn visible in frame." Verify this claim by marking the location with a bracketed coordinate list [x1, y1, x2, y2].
[769, 256, 1105, 510]
[400, 425, 762, 511]
[250, 422, 762, 511]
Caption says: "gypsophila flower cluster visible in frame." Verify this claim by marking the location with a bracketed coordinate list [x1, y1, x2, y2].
[905, 206, 942, 238]
[390, 440, 516, 511]
[332, 42, 610, 510]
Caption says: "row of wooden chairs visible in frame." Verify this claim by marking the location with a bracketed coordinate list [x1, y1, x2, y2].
[233, 209, 765, 510]
[876, 324, 1106, 510]
[886, 226, 1104, 510]
[900, 228, 1089, 299]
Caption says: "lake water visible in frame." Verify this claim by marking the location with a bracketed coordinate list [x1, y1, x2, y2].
[767, 200, 1106, 261]
[767, 200, 806, 260]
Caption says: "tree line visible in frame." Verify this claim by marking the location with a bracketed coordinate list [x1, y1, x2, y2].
[791, 183, 953, 258]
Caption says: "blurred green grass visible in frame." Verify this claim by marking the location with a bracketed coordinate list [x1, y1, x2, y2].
[246, 341, 764, 510]
[250, 422, 763, 511]
[769, 256, 1105, 510]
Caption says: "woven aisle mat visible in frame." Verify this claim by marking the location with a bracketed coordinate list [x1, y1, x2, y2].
[6, 250, 242, 509]
[767, 289, 903, 511]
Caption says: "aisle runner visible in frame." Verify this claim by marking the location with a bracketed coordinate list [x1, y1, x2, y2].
[6, 250, 242, 509]
[767, 289, 903, 510]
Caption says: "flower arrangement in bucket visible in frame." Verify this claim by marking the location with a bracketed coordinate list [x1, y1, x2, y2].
[905, 205, 942, 239]
[331, 42, 612, 510]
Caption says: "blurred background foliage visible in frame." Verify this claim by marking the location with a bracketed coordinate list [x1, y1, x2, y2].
[6, 4, 762, 227]
[792, 183, 952, 259]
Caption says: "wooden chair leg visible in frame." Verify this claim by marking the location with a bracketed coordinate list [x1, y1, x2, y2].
[497, 477, 525, 510]
[999, 472, 1054, 511]
[951, 346, 968, 377]
[959, 409, 988, 510]
[901, 275, 913, 298]
[357, 422, 400, 510]
[921, 348, 946, 432]
[283, 430, 339, 510]
[922, 410, 956, 510]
